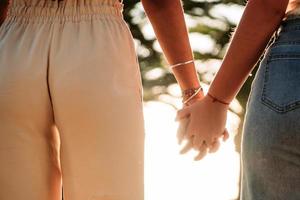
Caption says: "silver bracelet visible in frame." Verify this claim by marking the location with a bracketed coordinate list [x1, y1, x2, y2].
[170, 59, 194, 69]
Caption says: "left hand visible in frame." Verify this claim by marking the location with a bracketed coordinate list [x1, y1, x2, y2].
[175, 95, 230, 160]
[176, 89, 204, 145]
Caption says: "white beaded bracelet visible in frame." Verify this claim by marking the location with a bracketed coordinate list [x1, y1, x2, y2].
[170, 59, 195, 69]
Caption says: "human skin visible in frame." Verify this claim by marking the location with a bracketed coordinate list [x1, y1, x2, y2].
[141, 0, 203, 98]
[142, 0, 225, 153]
[176, 0, 290, 160]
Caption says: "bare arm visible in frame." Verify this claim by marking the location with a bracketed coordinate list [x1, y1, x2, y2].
[141, 0, 201, 93]
[176, 0, 290, 158]
[0, 0, 9, 26]
[208, 0, 289, 103]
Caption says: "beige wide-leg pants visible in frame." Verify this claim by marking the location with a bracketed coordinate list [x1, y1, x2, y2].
[0, 1, 145, 199]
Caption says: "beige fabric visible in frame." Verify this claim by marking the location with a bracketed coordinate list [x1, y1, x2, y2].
[0, 0, 145, 200]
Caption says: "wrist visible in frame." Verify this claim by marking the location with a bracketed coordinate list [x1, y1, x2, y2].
[182, 86, 204, 105]
[184, 90, 204, 106]
[206, 92, 231, 107]
[170, 61, 201, 91]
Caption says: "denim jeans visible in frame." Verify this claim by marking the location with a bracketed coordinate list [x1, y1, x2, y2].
[241, 16, 300, 200]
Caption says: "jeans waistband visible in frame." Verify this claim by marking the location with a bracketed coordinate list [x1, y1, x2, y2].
[279, 15, 300, 32]
[268, 16, 300, 45]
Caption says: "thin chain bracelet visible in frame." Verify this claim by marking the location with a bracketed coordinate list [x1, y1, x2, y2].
[207, 92, 230, 105]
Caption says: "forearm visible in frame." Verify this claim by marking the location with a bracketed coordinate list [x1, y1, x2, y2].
[208, 0, 289, 103]
[142, 0, 200, 90]
[0, 0, 9, 26]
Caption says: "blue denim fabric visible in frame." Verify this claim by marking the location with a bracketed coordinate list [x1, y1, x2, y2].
[241, 17, 300, 200]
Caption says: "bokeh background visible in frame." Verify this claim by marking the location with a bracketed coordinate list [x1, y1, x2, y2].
[123, 1, 254, 199]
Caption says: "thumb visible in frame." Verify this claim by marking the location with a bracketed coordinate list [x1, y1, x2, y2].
[175, 107, 191, 121]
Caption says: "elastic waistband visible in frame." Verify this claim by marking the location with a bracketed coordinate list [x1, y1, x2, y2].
[6, 1, 124, 23]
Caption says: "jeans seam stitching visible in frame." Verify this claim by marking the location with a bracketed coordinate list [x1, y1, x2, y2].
[261, 58, 300, 113]
[268, 54, 300, 62]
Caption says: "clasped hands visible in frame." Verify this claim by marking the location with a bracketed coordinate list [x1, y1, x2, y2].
[175, 91, 230, 161]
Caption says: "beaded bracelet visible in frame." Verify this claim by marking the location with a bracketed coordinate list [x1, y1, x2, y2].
[182, 86, 203, 105]
[207, 92, 230, 105]
[182, 87, 202, 99]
